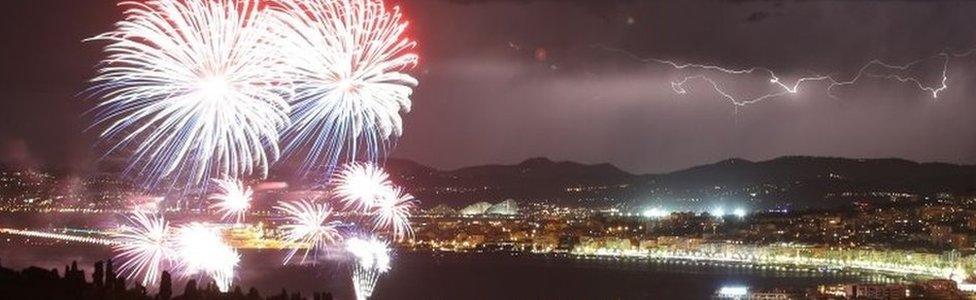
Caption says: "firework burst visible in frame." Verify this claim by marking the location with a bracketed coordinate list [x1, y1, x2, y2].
[334, 162, 394, 211]
[372, 187, 416, 241]
[111, 212, 171, 288]
[88, 0, 290, 188]
[345, 237, 391, 300]
[269, 0, 419, 175]
[209, 178, 254, 222]
[275, 199, 343, 264]
[172, 223, 239, 292]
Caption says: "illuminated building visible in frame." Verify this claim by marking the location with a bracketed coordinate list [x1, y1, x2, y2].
[853, 284, 908, 299]
[485, 199, 518, 215]
[427, 204, 458, 216]
[713, 286, 748, 299]
[459, 200, 519, 216]
[460, 202, 492, 215]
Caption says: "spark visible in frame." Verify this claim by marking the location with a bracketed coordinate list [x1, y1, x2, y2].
[334, 162, 394, 211]
[372, 186, 416, 241]
[111, 212, 171, 288]
[87, 0, 290, 188]
[345, 237, 391, 300]
[172, 223, 239, 292]
[268, 0, 419, 176]
[209, 178, 254, 223]
[594, 45, 976, 107]
[275, 199, 343, 264]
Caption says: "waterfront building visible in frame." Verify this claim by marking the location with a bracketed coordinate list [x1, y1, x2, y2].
[853, 284, 907, 299]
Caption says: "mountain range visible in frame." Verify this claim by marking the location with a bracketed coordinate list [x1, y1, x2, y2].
[4, 156, 975, 211]
[384, 156, 976, 210]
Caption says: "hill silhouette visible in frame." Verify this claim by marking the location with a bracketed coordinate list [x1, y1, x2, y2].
[385, 156, 976, 209]
[4, 156, 974, 211]
[0, 258, 332, 300]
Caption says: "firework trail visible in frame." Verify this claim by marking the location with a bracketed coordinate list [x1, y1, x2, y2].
[594, 44, 976, 107]
[173, 223, 239, 292]
[275, 199, 343, 264]
[111, 212, 171, 288]
[334, 162, 394, 211]
[346, 237, 391, 300]
[269, 0, 419, 176]
[88, 0, 290, 188]
[372, 186, 416, 241]
[209, 178, 254, 222]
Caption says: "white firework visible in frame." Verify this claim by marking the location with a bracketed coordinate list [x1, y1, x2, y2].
[372, 186, 416, 241]
[345, 237, 391, 300]
[269, 0, 419, 175]
[88, 0, 290, 188]
[111, 212, 171, 288]
[209, 178, 254, 222]
[334, 162, 394, 211]
[172, 223, 239, 292]
[275, 199, 343, 264]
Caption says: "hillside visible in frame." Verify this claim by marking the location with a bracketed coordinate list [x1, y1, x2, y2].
[386, 156, 976, 209]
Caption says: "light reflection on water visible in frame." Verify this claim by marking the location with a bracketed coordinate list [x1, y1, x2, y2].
[0, 242, 905, 300]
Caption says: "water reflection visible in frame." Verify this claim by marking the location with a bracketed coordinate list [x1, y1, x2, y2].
[0, 244, 906, 300]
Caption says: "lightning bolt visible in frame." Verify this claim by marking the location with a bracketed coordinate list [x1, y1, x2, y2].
[594, 45, 975, 107]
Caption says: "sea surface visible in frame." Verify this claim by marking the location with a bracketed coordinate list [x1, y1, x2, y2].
[0, 241, 903, 300]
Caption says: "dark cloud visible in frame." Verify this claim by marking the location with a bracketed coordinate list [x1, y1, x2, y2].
[396, 0, 976, 173]
[0, 139, 37, 169]
[745, 11, 771, 22]
[444, 0, 632, 20]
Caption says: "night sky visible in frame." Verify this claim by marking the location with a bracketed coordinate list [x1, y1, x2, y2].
[3, 0, 976, 174]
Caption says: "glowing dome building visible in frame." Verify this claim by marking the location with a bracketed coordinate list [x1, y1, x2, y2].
[459, 200, 519, 216]
[486, 199, 519, 215]
[459, 202, 492, 215]
[428, 204, 458, 216]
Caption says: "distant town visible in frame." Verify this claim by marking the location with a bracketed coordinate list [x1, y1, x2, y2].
[3, 157, 976, 298]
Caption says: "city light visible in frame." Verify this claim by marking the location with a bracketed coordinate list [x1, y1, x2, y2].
[642, 207, 668, 218]
[717, 286, 749, 298]
[733, 208, 747, 218]
[0, 228, 114, 246]
[711, 207, 726, 218]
